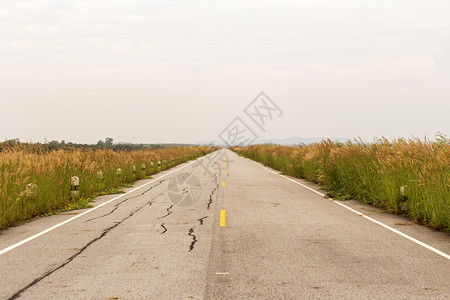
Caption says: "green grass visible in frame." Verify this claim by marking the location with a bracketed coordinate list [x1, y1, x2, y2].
[0, 146, 217, 229]
[231, 139, 450, 231]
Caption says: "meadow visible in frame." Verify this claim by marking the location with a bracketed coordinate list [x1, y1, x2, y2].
[232, 138, 450, 231]
[0, 145, 215, 229]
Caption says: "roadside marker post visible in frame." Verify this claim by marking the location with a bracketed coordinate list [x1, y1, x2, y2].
[26, 183, 37, 197]
[97, 171, 103, 180]
[70, 176, 80, 198]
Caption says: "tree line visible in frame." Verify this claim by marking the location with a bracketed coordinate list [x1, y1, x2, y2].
[0, 138, 185, 152]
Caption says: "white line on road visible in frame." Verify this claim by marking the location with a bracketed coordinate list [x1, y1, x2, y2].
[0, 154, 214, 257]
[215, 272, 230, 275]
[250, 160, 450, 260]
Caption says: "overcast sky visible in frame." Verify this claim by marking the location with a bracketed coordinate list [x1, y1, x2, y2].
[1, 0, 449, 144]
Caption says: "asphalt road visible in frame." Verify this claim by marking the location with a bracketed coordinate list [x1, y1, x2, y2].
[0, 150, 449, 299]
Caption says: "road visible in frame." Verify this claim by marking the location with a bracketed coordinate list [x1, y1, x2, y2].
[0, 150, 449, 299]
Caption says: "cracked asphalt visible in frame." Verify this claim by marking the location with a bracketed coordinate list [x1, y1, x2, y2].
[0, 150, 449, 299]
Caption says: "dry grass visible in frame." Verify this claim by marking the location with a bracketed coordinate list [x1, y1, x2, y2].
[232, 138, 450, 231]
[0, 145, 215, 229]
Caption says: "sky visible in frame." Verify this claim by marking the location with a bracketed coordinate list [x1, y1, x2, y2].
[1, 0, 449, 144]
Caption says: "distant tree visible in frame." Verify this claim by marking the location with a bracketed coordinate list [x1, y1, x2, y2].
[97, 140, 105, 148]
[105, 137, 114, 147]
[48, 140, 60, 150]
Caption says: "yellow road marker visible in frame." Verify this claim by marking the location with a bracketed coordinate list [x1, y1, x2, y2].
[222, 181, 225, 186]
[220, 210, 226, 227]
[222, 170, 226, 174]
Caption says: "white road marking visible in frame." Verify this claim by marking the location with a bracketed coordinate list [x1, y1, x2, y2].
[250, 160, 450, 260]
[215, 272, 230, 275]
[0, 153, 216, 257]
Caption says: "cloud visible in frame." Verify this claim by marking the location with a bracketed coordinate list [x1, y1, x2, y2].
[1, 0, 450, 142]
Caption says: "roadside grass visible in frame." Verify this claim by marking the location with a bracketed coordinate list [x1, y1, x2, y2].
[0, 146, 216, 229]
[231, 138, 450, 231]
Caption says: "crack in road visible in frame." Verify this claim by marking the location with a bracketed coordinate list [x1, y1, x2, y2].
[9, 160, 219, 298]
[207, 173, 219, 210]
[198, 216, 208, 225]
[160, 223, 167, 234]
[187, 216, 208, 252]
[157, 205, 174, 219]
[8, 197, 160, 300]
[188, 228, 197, 252]
[84, 179, 168, 223]
[207, 185, 218, 210]
[7, 162, 212, 298]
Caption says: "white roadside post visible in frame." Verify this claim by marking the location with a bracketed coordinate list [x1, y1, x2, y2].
[96, 171, 104, 189]
[400, 185, 408, 196]
[132, 165, 136, 174]
[71, 176, 80, 198]
[26, 183, 38, 197]
[116, 168, 122, 176]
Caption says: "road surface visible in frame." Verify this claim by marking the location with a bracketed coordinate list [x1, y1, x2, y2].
[0, 150, 449, 299]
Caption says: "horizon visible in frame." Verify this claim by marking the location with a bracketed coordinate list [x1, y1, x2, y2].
[4, 133, 447, 146]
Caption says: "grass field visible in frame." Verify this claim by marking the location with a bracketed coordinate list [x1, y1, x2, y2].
[0, 145, 215, 229]
[232, 138, 449, 231]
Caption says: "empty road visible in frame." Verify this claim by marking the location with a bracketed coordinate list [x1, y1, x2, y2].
[0, 150, 449, 299]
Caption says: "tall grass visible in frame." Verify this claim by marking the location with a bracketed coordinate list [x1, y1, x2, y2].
[0, 145, 215, 229]
[232, 138, 450, 231]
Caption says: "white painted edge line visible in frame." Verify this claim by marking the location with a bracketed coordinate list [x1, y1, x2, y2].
[0, 153, 214, 257]
[250, 160, 450, 260]
[215, 272, 229, 275]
